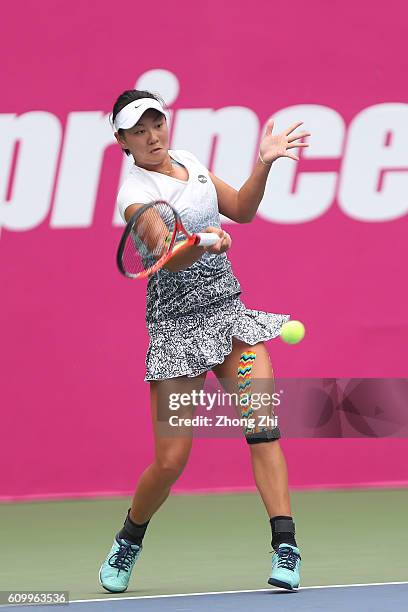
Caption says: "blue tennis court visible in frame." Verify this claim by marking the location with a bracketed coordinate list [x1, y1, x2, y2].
[5, 583, 408, 611]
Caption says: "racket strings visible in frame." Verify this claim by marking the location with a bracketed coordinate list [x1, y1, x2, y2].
[122, 202, 176, 276]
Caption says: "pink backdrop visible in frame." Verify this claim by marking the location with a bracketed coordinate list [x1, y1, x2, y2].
[1, 0, 408, 500]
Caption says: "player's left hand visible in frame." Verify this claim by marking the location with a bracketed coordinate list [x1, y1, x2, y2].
[259, 120, 311, 164]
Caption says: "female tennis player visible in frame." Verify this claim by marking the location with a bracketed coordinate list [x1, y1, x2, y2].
[99, 90, 310, 593]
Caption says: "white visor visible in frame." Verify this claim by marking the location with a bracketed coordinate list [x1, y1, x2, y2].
[113, 97, 166, 132]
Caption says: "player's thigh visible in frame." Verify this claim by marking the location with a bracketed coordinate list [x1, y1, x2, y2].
[212, 340, 274, 388]
[212, 340, 277, 436]
[150, 373, 207, 462]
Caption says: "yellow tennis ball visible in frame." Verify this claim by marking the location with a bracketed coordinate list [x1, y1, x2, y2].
[280, 320, 305, 344]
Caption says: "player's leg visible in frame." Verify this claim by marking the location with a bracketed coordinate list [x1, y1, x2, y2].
[212, 341, 290, 517]
[128, 374, 206, 524]
[99, 373, 206, 593]
[212, 340, 301, 589]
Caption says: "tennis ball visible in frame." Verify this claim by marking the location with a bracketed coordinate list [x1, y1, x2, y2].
[280, 320, 305, 344]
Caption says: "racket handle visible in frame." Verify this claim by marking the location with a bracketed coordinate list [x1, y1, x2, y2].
[195, 232, 220, 247]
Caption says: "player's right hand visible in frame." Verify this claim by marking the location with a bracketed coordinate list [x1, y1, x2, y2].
[202, 227, 232, 254]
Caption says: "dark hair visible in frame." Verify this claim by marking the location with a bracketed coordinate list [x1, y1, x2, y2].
[110, 89, 166, 156]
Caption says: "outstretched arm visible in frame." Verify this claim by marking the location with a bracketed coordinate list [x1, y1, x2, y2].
[210, 120, 311, 223]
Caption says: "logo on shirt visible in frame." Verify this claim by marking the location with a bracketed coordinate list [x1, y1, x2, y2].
[198, 174, 207, 183]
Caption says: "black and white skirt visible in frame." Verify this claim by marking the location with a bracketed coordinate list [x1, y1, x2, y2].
[144, 296, 290, 381]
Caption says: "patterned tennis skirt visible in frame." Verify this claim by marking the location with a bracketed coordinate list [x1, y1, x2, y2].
[144, 296, 290, 381]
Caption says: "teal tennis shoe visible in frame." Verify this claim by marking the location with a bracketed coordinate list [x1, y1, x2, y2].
[268, 543, 301, 590]
[99, 536, 142, 593]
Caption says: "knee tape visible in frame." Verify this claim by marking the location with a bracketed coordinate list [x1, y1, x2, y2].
[245, 428, 281, 444]
[237, 351, 280, 444]
[237, 351, 256, 431]
[237, 350, 281, 444]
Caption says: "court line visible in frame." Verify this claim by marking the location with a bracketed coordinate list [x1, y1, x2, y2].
[69, 581, 408, 604]
[1, 582, 407, 609]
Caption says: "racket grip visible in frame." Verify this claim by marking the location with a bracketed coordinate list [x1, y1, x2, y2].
[195, 232, 220, 247]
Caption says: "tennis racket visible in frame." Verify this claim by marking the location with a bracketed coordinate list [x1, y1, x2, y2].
[117, 200, 220, 279]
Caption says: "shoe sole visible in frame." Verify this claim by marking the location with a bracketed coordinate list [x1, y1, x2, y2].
[268, 577, 299, 590]
[98, 566, 128, 594]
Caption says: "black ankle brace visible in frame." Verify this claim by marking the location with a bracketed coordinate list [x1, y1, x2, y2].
[117, 509, 150, 546]
[270, 515, 297, 552]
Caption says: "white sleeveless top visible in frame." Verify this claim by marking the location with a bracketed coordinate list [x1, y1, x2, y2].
[116, 150, 241, 324]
